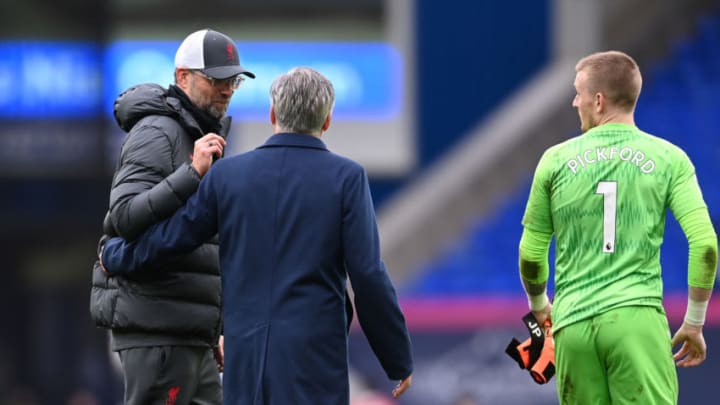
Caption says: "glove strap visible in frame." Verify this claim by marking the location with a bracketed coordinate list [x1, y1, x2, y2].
[521, 312, 545, 366]
[504, 338, 525, 369]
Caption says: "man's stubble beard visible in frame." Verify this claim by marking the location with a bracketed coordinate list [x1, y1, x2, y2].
[579, 110, 597, 133]
[187, 82, 228, 119]
[206, 104, 227, 119]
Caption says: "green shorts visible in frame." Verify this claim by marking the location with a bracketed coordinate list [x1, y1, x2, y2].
[554, 306, 678, 405]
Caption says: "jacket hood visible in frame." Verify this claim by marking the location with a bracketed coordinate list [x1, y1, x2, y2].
[114, 83, 204, 135]
[113, 83, 232, 139]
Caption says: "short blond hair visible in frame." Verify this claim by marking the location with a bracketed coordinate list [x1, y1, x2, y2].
[575, 51, 642, 112]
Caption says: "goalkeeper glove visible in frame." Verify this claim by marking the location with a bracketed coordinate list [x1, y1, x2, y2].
[505, 311, 555, 384]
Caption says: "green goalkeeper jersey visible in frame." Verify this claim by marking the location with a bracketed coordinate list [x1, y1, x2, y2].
[522, 123, 709, 332]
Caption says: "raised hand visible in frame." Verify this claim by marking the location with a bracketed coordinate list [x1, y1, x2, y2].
[192, 133, 226, 176]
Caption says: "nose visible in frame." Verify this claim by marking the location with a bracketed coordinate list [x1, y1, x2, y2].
[217, 85, 233, 97]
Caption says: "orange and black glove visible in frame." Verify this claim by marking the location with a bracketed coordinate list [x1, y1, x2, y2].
[505, 312, 555, 384]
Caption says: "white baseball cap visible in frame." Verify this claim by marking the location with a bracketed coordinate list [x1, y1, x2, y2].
[175, 29, 255, 79]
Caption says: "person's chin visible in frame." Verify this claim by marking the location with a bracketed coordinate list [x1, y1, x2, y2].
[580, 118, 592, 133]
[208, 105, 228, 119]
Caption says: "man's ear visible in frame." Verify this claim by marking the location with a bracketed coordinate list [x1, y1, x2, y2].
[176, 68, 190, 89]
[321, 111, 332, 132]
[594, 92, 604, 113]
[270, 106, 277, 125]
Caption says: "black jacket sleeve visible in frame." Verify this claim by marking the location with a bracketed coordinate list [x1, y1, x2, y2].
[108, 119, 201, 240]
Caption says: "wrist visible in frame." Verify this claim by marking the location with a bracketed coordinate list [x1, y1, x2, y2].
[528, 293, 550, 312]
[189, 163, 202, 179]
[684, 297, 709, 326]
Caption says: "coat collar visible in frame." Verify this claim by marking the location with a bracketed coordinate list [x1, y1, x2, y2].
[259, 133, 328, 151]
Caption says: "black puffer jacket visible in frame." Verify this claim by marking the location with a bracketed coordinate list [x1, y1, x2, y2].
[90, 83, 228, 349]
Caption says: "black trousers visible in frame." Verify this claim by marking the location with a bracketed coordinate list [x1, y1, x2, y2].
[118, 346, 221, 405]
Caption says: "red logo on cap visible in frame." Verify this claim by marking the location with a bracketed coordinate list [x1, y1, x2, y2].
[226, 44, 234, 61]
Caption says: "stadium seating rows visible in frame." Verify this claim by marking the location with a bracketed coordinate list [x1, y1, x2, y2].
[405, 14, 720, 296]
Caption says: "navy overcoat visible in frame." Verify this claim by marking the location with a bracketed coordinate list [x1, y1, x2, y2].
[102, 133, 414, 404]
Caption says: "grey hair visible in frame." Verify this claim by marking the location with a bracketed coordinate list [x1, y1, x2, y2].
[270, 67, 335, 135]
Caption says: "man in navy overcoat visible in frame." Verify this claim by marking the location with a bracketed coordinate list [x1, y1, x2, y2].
[100, 67, 414, 405]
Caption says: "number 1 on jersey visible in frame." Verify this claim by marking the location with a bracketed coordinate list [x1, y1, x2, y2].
[596, 181, 617, 253]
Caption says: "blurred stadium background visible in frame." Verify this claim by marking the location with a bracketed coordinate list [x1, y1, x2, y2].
[1, 0, 719, 404]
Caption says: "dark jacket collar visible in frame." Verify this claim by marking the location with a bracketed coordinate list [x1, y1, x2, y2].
[259, 133, 328, 151]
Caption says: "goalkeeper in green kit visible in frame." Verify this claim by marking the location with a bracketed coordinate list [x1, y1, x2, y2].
[518, 50, 718, 404]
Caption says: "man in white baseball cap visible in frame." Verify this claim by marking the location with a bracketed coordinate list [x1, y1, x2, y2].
[174, 28, 255, 119]
[175, 28, 255, 81]
[91, 28, 253, 404]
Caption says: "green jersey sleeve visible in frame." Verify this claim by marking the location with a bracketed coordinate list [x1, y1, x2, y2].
[667, 149, 707, 220]
[522, 148, 556, 234]
[665, 146, 717, 289]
